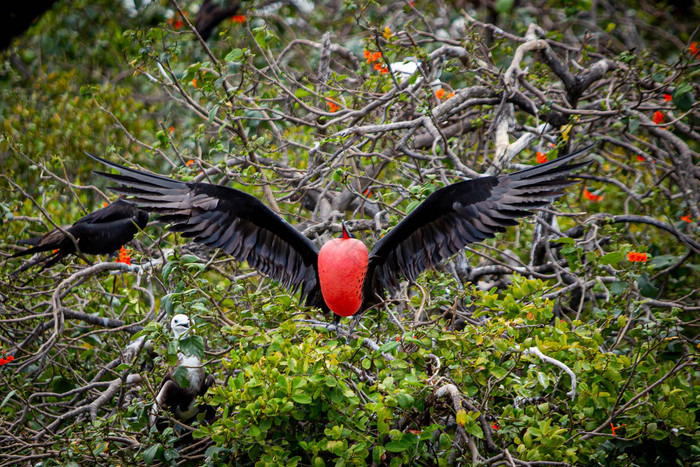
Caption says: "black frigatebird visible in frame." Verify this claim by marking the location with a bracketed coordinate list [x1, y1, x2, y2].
[9, 198, 149, 276]
[88, 145, 593, 320]
[150, 314, 215, 427]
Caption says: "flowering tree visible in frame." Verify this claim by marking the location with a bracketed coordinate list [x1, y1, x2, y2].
[0, 0, 698, 465]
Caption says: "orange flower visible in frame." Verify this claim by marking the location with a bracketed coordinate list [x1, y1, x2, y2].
[327, 100, 340, 113]
[117, 246, 132, 266]
[364, 50, 382, 64]
[536, 151, 548, 164]
[169, 126, 175, 134]
[231, 15, 246, 24]
[435, 88, 445, 99]
[396, 336, 401, 341]
[636, 155, 645, 162]
[689, 42, 699, 56]
[681, 215, 691, 223]
[663, 94, 672, 101]
[583, 188, 602, 202]
[446, 91, 455, 99]
[374, 62, 388, 74]
[626, 251, 648, 263]
[652, 111, 664, 124]
[103, 201, 109, 208]
[610, 422, 625, 436]
[192, 78, 198, 88]
[185, 160, 195, 166]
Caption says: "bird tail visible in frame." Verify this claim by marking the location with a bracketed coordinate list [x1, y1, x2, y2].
[8, 250, 64, 278]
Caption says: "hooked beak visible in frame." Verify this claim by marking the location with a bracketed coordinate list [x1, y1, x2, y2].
[341, 221, 350, 240]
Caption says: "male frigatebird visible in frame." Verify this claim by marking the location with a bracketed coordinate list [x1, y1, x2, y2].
[150, 314, 215, 427]
[9, 198, 149, 276]
[88, 145, 593, 320]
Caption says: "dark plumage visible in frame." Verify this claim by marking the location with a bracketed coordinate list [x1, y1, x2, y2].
[9, 198, 149, 276]
[88, 144, 593, 317]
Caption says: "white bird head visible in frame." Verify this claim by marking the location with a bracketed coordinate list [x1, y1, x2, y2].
[170, 314, 191, 340]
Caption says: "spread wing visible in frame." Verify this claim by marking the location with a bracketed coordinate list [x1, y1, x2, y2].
[363, 144, 594, 305]
[87, 153, 325, 309]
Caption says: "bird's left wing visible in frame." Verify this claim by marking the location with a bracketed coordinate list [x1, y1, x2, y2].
[88, 153, 325, 309]
[73, 198, 144, 225]
[364, 144, 594, 304]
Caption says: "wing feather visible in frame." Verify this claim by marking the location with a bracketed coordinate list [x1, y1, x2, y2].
[87, 152, 325, 309]
[363, 144, 595, 307]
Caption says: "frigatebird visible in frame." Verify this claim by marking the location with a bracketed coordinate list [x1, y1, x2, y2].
[150, 314, 215, 427]
[88, 145, 593, 320]
[9, 198, 149, 276]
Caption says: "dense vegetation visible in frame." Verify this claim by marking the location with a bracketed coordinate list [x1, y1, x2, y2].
[1, 0, 698, 465]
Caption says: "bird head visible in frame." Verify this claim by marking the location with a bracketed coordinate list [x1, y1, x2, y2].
[170, 314, 191, 340]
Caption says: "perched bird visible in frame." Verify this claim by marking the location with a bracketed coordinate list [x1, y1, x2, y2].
[150, 314, 215, 427]
[88, 145, 593, 321]
[9, 198, 149, 276]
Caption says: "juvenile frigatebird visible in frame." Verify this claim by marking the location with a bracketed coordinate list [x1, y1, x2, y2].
[9, 198, 149, 276]
[88, 145, 593, 320]
[150, 314, 215, 427]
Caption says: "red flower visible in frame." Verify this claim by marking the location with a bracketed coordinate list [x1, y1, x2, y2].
[0, 358, 6, 366]
[231, 15, 246, 24]
[116, 246, 132, 266]
[689, 42, 699, 56]
[536, 151, 547, 164]
[663, 94, 672, 101]
[173, 19, 183, 29]
[652, 111, 664, 125]
[327, 100, 340, 113]
[636, 155, 645, 162]
[583, 188, 602, 202]
[627, 251, 648, 263]
[364, 50, 382, 64]
[373, 62, 388, 74]
[611, 422, 626, 436]
[681, 215, 691, 223]
[492, 422, 500, 431]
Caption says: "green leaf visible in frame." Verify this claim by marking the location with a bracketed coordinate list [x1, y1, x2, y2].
[673, 82, 694, 112]
[384, 440, 408, 452]
[600, 251, 625, 265]
[179, 335, 204, 358]
[610, 281, 627, 295]
[379, 341, 400, 353]
[225, 48, 244, 63]
[172, 365, 191, 388]
[0, 390, 16, 409]
[142, 444, 162, 465]
[292, 393, 312, 404]
[495, 0, 514, 13]
[180, 254, 200, 264]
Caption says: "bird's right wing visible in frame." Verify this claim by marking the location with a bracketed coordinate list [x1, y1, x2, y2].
[88, 153, 325, 309]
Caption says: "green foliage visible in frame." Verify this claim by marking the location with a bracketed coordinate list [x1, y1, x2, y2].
[0, 0, 698, 465]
